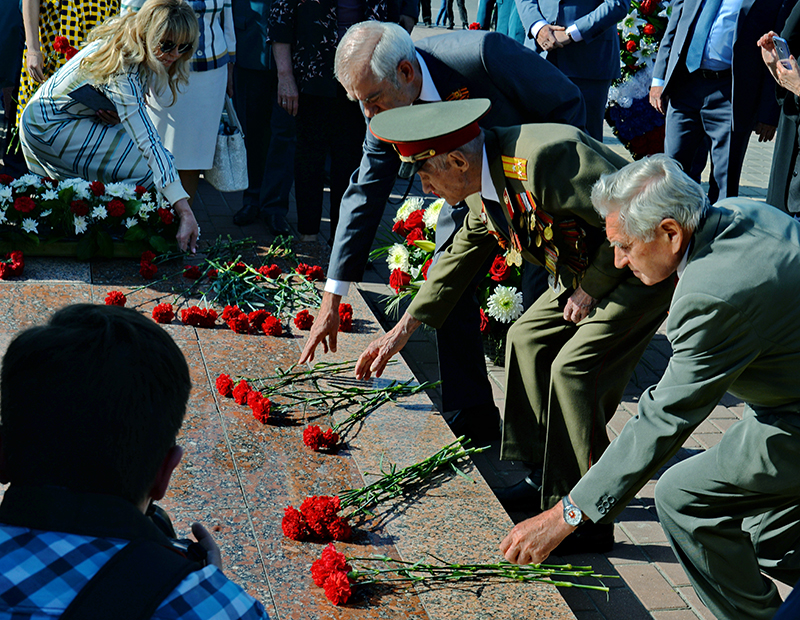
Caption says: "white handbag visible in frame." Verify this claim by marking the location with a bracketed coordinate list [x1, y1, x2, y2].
[204, 95, 248, 192]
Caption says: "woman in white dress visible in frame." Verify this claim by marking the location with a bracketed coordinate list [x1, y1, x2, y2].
[19, 0, 201, 252]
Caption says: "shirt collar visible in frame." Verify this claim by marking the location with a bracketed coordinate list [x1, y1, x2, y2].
[480, 145, 499, 203]
[416, 52, 442, 102]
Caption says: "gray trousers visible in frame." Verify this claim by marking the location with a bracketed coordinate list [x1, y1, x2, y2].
[655, 408, 800, 620]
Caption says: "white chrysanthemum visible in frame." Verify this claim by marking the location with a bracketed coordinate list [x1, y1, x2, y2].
[0, 186, 12, 203]
[394, 196, 425, 222]
[486, 285, 524, 323]
[423, 198, 445, 230]
[619, 12, 646, 37]
[124, 217, 138, 228]
[387, 243, 410, 272]
[61, 178, 91, 200]
[74, 216, 88, 235]
[40, 209, 52, 218]
[91, 205, 108, 220]
[105, 182, 136, 200]
[12, 174, 43, 190]
[41, 189, 59, 201]
[0, 210, 7, 224]
[139, 201, 155, 216]
[21, 218, 38, 234]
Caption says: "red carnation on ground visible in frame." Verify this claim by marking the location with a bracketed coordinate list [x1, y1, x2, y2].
[0, 251, 24, 279]
[207, 268, 219, 280]
[222, 305, 243, 321]
[296, 263, 325, 281]
[311, 544, 352, 587]
[141, 250, 157, 263]
[626, 40, 637, 52]
[248, 309, 271, 330]
[405, 227, 425, 247]
[152, 302, 174, 324]
[258, 264, 282, 279]
[323, 571, 352, 606]
[338, 303, 353, 333]
[404, 209, 424, 231]
[232, 380, 252, 405]
[294, 309, 314, 330]
[301, 496, 350, 540]
[0, 174, 13, 185]
[468, 21, 481, 29]
[107, 198, 126, 217]
[13, 196, 36, 213]
[282, 506, 309, 541]
[104, 291, 127, 306]
[489, 254, 511, 282]
[248, 391, 271, 423]
[215, 373, 235, 397]
[89, 180, 105, 196]
[70, 199, 90, 216]
[303, 425, 341, 452]
[183, 265, 202, 280]
[422, 258, 432, 280]
[262, 316, 283, 336]
[180, 306, 218, 328]
[389, 269, 411, 293]
[227, 313, 251, 334]
[139, 261, 158, 279]
[157, 207, 174, 225]
[134, 185, 147, 197]
[479, 308, 490, 334]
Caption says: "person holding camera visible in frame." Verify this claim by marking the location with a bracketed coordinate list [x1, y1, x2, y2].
[0, 304, 268, 619]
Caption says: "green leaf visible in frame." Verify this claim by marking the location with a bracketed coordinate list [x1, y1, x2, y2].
[96, 230, 114, 258]
[149, 235, 170, 253]
[124, 225, 148, 241]
[76, 232, 97, 260]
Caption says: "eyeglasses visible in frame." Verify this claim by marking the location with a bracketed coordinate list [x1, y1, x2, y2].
[159, 40, 193, 55]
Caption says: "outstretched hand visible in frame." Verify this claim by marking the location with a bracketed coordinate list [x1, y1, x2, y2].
[299, 292, 341, 363]
[499, 504, 575, 565]
[354, 312, 421, 380]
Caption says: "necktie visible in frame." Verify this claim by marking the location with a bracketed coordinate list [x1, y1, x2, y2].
[685, 0, 724, 73]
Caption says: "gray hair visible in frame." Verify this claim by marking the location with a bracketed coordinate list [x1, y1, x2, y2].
[591, 154, 707, 241]
[335, 21, 417, 89]
[426, 132, 484, 171]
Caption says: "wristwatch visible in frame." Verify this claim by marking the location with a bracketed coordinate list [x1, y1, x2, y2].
[562, 495, 583, 527]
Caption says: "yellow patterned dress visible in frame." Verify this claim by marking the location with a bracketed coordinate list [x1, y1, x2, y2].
[16, 0, 119, 127]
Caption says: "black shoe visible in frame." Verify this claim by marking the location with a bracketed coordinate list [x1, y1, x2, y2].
[265, 213, 291, 235]
[446, 23, 454, 29]
[493, 470, 543, 513]
[447, 404, 501, 442]
[552, 522, 614, 556]
[233, 204, 261, 226]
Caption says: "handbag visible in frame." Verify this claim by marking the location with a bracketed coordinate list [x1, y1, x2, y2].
[204, 95, 248, 192]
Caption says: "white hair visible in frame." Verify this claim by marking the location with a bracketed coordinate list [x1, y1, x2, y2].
[591, 154, 707, 241]
[335, 21, 417, 89]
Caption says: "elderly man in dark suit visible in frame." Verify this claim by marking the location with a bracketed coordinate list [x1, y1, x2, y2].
[649, 0, 788, 201]
[299, 21, 586, 439]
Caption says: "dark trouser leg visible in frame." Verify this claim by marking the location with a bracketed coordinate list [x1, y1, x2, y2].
[455, 0, 468, 25]
[234, 65, 272, 212]
[565, 76, 611, 142]
[294, 93, 329, 236]
[420, 0, 431, 23]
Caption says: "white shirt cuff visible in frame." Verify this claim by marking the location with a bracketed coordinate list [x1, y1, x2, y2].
[566, 24, 582, 41]
[161, 180, 189, 205]
[324, 279, 351, 297]
[651, 77, 665, 88]
[530, 20, 548, 41]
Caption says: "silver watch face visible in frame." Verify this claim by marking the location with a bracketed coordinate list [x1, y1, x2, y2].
[563, 498, 582, 526]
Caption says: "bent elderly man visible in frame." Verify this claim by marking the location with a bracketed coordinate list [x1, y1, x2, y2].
[299, 21, 586, 439]
[501, 154, 800, 620]
[357, 99, 674, 553]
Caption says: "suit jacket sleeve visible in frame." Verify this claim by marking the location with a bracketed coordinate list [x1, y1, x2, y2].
[407, 202, 499, 328]
[573, 0, 631, 43]
[515, 0, 547, 39]
[652, 0, 684, 83]
[571, 291, 755, 523]
[327, 128, 401, 282]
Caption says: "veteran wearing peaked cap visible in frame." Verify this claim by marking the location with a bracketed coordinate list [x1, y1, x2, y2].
[358, 99, 674, 554]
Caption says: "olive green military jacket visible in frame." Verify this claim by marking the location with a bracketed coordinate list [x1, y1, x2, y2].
[408, 123, 630, 328]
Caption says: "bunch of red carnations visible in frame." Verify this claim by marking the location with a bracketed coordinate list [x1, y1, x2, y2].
[310, 544, 354, 606]
[303, 425, 340, 452]
[216, 375, 272, 424]
[282, 495, 351, 542]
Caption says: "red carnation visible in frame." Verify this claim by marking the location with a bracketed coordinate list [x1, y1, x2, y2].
[89, 180, 105, 196]
[207, 268, 219, 280]
[232, 380, 252, 405]
[0, 251, 24, 279]
[141, 250, 157, 263]
[107, 198, 126, 217]
[215, 373, 234, 397]
[389, 269, 411, 293]
[296, 263, 324, 281]
[313, 544, 351, 586]
[104, 291, 127, 306]
[248, 309, 271, 330]
[0, 174, 13, 185]
[422, 258, 432, 280]
[295, 263, 311, 276]
[183, 265, 202, 280]
[134, 185, 147, 196]
[626, 40, 638, 52]
[157, 207, 174, 225]
[262, 316, 283, 336]
[53, 36, 69, 53]
[303, 425, 340, 451]
[479, 308, 490, 334]
[392, 220, 407, 236]
[338, 303, 353, 333]
[222, 305, 243, 321]
[405, 227, 425, 247]
[180, 306, 218, 328]
[323, 571, 353, 605]
[259, 264, 282, 279]
[468, 21, 481, 29]
[227, 313, 251, 334]
[64, 47, 77, 60]
[152, 303, 174, 324]
[404, 209, 424, 231]
[327, 517, 352, 542]
[139, 261, 158, 279]
[281, 506, 309, 541]
[249, 392, 271, 423]
[294, 309, 314, 330]
[70, 199, 90, 216]
[489, 255, 511, 282]
[13, 196, 36, 213]
[643, 23, 656, 35]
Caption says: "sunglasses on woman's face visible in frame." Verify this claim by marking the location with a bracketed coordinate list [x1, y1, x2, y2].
[159, 40, 192, 54]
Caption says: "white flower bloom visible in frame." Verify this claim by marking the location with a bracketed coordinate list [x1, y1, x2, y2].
[620, 12, 646, 38]
[139, 201, 155, 216]
[21, 218, 38, 234]
[124, 217, 138, 228]
[60, 178, 91, 200]
[40, 209, 52, 217]
[91, 205, 108, 220]
[74, 215, 88, 235]
[0, 187, 12, 203]
[11, 174, 43, 190]
[486, 285, 524, 323]
[395, 196, 425, 222]
[0, 210, 7, 224]
[105, 182, 136, 200]
[387, 243, 410, 272]
[423, 198, 445, 230]
[42, 189, 59, 201]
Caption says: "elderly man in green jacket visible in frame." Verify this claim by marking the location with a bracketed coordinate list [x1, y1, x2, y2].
[355, 99, 674, 553]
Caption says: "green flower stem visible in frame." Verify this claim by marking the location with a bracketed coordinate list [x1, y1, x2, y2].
[337, 438, 487, 516]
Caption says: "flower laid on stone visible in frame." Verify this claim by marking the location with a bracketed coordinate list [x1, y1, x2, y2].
[0, 251, 24, 279]
[140, 250, 158, 279]
[338, 303, 353, 333]
[232, 379, 252, 405]
[310, 544, 616, 606]
[282, 438, 486, 542]
[180, 306, 218, 328]
[0, 175, 178, 259]
[216, 373, 235, 397]
[262, 316, 283, 336]
[294, 309, 314, 330]
[247, 390, 272, 424]
[303, 424, 341, 452]
[183, 265, 202, 280]
[217, 377, 273, 423]
[104, 291, 127, 306]
[486, 284, 524, 324]
[295, 263, 325, 281]
[152, 302, 174, 324]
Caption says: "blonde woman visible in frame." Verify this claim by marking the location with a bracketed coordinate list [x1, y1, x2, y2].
[19, 0, 200, 253]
